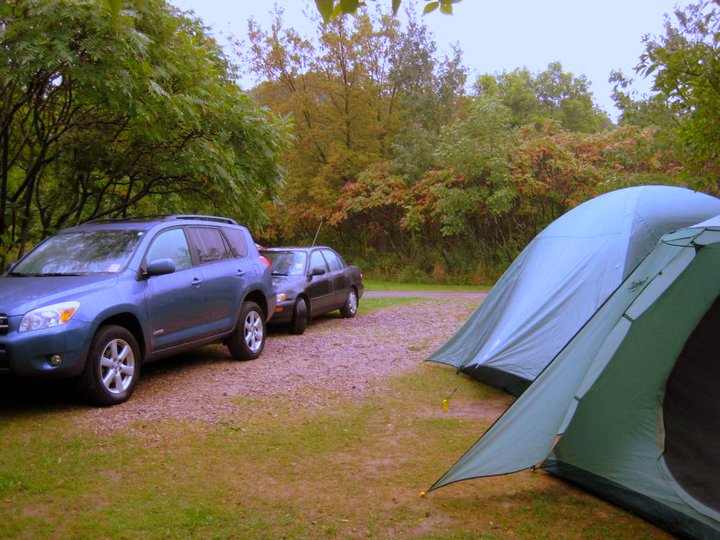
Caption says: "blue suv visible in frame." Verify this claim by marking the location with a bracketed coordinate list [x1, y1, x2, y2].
[0, 215, 275, 406]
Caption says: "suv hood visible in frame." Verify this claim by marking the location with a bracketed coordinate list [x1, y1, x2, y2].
[0, 274, 120, 316]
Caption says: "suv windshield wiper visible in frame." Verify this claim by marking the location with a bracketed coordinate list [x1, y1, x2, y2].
[39, 272, 91, 277]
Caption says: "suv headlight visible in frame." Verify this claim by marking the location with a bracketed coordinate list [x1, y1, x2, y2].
[19, 301, 80, 333]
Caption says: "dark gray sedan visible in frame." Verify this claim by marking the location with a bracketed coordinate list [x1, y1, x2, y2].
[264, 246, 364, 334]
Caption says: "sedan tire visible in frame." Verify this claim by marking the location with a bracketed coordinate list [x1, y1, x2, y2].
[228, 301, 266, 360]
[339, 288, 358, 318]
[289, 297, 308, 335]
[80, 325, 141, 406]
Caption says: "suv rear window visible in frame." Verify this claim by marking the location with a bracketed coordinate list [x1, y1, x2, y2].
[187, 227, 229, 264]
[223, 228, 249, 258]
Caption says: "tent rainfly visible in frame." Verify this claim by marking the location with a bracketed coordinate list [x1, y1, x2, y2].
[428, 185, 720, 396]
[430, 216, 720, 539]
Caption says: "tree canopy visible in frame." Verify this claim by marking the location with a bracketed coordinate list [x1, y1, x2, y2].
[243, 7, 684, 281]
[475, 63, 611, 132]
[4, 0, 717, 283]
[0, 0, 285, 262]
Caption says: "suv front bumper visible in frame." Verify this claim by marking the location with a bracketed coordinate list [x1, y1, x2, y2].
[0, 318, 93, 378]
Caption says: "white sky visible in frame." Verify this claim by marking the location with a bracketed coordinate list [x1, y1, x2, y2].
[170, 0, 687, 120]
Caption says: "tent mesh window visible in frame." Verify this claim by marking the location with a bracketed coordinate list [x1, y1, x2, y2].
[662, 294, 720, 512]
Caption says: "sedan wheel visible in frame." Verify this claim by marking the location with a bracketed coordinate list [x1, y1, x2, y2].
[289, 297, 308, 335]
[80, 325, 140, 406]
[340, 288, 358, 318]
[228, 301, 266, 360]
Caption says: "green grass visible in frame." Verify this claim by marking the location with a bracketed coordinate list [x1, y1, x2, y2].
[358, 296, 425, 313]
[364, 280, 490, 293]
[0, 372, 671, 540]
[0, 306, 670, 540]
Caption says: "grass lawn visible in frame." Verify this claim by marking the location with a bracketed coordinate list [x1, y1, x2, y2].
[363, 280, 490, 293]
[358, 296, 425, 313]
[0, 297, 669, 539]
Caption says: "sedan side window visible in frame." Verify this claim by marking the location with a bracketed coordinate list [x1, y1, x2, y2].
[145, 228, 192, 271]
[322, 249, 343, 272]
[187, 227, 229, 265]
[310, 250, 327, 274]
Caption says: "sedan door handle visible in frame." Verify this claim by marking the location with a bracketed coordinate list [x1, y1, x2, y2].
[236, 269, 245, 277]
[192, 277, 202, 287]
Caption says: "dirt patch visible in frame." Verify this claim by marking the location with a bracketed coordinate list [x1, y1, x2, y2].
[420, 398, 513, 422]
[56, 298, 479, 434]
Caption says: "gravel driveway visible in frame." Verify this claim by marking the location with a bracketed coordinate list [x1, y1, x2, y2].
[2, 297, 481, 435]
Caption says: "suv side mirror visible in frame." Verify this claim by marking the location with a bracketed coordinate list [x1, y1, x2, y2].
[146, 258, 176, 277]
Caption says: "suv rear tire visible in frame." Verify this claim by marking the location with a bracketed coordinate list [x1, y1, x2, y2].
[228, 301, 266, 360]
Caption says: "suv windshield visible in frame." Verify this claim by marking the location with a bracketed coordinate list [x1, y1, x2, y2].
[266, 251, 307, 276]
[11, 230, 144, 276]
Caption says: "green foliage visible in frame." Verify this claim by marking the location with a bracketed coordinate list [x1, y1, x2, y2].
[435, 95, 514, 184]
[613, 2, 720, 192]
[476, 63, 611, 132]
[246, 10, 453, 245]
[314, 0, 461, 22]
[248, 2, 704, 284]
[0, 0, 286, 262]
[639, 1, 720, 190]
[423, 0, 461, 16]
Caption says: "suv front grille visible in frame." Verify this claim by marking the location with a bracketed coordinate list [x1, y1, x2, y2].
[0, 314, 7, 335]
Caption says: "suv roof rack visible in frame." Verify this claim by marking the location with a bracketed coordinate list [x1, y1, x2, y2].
[164, 215, 238, 225]
[83, 214, 238, 225]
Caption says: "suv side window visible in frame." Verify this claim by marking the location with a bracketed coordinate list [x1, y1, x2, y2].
[145, 228, 192, 271]
[322, 249, 343, 272]
[222, 228, 248, 258]
[187, 227, 229, 265]
[310, 250, 327, 274]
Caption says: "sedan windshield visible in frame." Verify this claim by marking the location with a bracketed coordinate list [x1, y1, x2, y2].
[11, 230, 145, 276]
[266, 251, 307, 276]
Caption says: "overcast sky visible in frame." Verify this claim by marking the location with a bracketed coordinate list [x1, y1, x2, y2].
[170, 0, 687, 120]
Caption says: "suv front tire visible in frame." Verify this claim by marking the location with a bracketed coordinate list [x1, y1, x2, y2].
[80, 325, 141, 406]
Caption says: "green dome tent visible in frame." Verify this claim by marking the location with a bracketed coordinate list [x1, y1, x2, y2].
[430, 217, 720, 539]
[428, 185, 720, 396]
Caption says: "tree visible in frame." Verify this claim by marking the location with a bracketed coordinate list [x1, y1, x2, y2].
[634, 0, 720, 189]
[331, 95, 687, 280]
[0, 0, 285, 261]
[475, 63, 611, 132]
[247, 9, 415, 241]
[388, 16, 467, 180]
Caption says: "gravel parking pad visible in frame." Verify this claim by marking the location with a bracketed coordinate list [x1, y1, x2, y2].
[68, 298, 478, 434]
